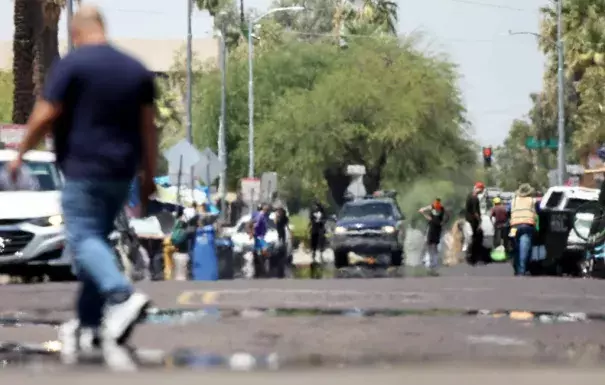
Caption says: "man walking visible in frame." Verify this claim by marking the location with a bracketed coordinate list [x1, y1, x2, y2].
[7, 5, 157, 370]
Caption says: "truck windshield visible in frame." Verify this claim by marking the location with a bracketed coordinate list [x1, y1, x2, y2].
[340, 202, 394, 219]
[0, 161, 62, 191]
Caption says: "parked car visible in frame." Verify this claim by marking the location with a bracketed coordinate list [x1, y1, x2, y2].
[0, 150, 66, 280]
[225, 212, 293, 258]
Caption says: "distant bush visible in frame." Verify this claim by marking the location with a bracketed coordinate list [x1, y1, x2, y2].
[289, 214, 309, 250]
[397, 179, 469, 228]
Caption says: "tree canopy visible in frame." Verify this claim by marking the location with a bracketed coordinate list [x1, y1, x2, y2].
[495, 0, 605, 189]
[190, 34, 476, 205]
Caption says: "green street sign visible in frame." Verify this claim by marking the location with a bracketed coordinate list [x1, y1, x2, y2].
[525, 137, 558, 150]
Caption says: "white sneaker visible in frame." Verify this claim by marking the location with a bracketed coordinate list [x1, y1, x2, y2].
[101, 339, 138, 372]
[58, 319, 99, 365]
[101, 292, 150, 344]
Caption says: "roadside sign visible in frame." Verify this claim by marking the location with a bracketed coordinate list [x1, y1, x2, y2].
[194, 147, 224, 186]
[163, 139, 201, 171]
[346, 177, 366, 199]
[241, 177, 261, 203]
[525, 137, 558, 150]
[346, 164, 366, 175]
[261, 172, 277, 202]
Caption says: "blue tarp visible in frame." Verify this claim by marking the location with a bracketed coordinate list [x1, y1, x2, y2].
[148, 176, 220, 214]
[154, 175, 171, 186]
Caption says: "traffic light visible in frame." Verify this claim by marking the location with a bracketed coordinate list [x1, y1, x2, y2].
[482, 146, 492, 168]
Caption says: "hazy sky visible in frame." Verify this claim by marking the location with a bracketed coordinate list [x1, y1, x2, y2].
[0, 0, 549, 145]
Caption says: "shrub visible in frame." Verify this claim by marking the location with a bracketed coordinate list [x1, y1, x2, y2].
[289, 214, 309, 250]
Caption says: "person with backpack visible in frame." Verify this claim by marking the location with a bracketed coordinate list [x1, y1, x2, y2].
[170, 207, 190, 280]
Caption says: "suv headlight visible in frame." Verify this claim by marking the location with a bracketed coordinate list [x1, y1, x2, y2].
[334, 226, 347, 234]
[382, 225, 395, 234]
[28, 215, 63, 227]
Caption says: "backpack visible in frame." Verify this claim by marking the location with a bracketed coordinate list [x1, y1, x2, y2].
[170, 220, 188, 248]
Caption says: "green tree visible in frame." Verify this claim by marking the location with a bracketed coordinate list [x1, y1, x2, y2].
[0, 72, 13, 123]
[256, 40, 473, 204]
[494, 119, 549, 191]
[538, 0, 605, 156]
[192, 41, 341, 190]
[272, 0, 398, 40]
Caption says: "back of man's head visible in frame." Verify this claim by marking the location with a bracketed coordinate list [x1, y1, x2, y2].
[71, 5, 106, 46]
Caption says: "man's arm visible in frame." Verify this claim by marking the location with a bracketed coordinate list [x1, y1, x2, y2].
[418, 205, 432, 220]
[139, 72, 158, 177]
[17, 60, 71, 158]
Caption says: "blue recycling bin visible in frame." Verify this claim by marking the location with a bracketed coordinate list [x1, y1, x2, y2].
[191, 225, 218, 281]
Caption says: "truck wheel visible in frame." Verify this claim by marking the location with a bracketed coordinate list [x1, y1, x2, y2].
[390, 250, 403, 267]
[334, 250, 349, 269]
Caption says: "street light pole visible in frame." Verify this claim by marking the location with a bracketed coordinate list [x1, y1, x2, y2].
[67, 0, 74, 52]
[218, 16, 228, 218]
[247, 16, 254, 178]
[509, 1, 566, 185]
[556, 0, 566, 185]
[247, 6, 305, 178]
[186, 0, 193, 144]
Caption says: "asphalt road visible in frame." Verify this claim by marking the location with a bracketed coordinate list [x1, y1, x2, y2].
[2, 264, 605, 374]
[3, 367, 605, 385]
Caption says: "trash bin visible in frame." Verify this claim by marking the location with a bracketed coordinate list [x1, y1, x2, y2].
[191, 225, 218, 281]
[215, 237, 234, 280]
[539, 208, 575, 263]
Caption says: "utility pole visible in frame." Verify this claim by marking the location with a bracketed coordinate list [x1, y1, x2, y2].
[247, 15, 255, 178]
[556, 0, 566, 185]
[186, 0, 193, 144]
[67, 0, 74, 52]
[218, 15, 228, 219]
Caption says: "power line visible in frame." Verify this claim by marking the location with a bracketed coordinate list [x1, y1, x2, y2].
[447, 0, 536, 12]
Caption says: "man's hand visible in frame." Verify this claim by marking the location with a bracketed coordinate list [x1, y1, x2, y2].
[6, 156, 23, 184]
[139, 174, 157, 216]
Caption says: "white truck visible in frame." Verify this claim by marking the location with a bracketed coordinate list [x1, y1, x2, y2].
[0, 149, 67, 279]
[540, 185, 600, 250]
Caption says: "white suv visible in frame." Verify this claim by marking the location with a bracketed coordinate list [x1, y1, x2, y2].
[0, 150, 66, 275]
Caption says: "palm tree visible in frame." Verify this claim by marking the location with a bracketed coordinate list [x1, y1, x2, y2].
[195, 0, 227, 17]
[12, 0, 36, 124]
[240, 0, 245, 26]
[359, 0, 398, 35]
[33, 0, 64, 97]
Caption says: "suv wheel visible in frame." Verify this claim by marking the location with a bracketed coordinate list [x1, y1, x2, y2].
[390, 250, 403, 267]
[334, 250, 349, 269]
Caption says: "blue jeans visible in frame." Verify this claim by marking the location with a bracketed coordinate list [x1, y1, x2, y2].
[62, 179, 133, 327]
[513, 224, 535, 276]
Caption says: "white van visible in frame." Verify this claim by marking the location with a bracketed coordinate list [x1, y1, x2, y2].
[0, 150, 65, 273]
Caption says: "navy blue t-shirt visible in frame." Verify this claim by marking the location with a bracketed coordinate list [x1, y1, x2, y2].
[43, 44, 156, 180]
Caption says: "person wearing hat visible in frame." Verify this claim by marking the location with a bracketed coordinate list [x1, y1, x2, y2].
[507, 183, 539, 276]
[490, 196, 508, 249]
[464, 181, 485, 264]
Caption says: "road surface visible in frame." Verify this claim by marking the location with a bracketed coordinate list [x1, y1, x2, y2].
[1, 264, 605, 377]
[3, 367, 605, 385]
